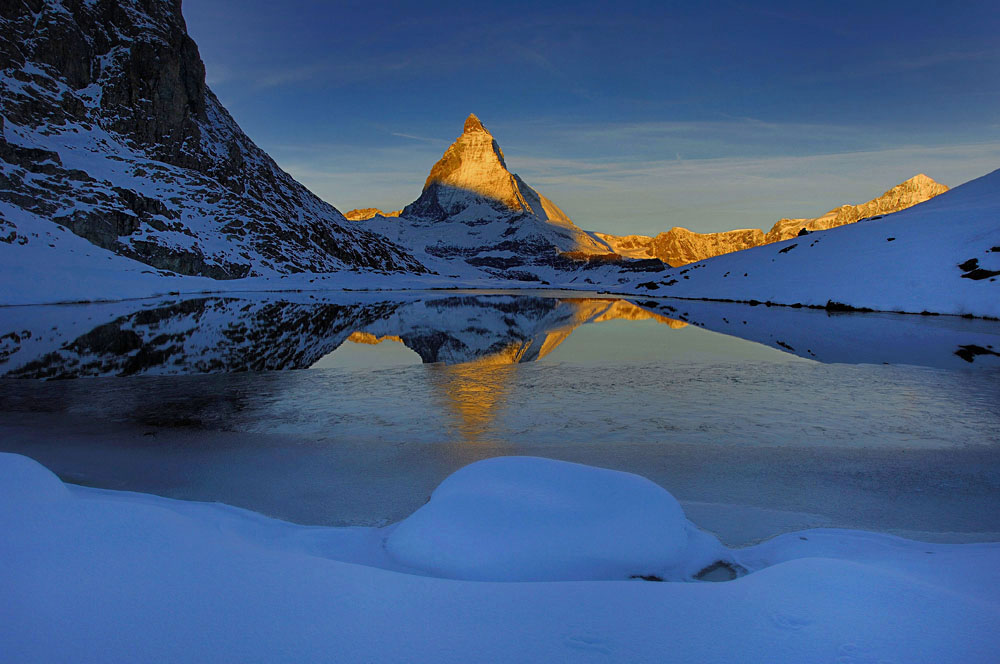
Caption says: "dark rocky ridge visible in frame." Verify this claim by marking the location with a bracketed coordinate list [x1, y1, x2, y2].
[0, 0, 427, 277]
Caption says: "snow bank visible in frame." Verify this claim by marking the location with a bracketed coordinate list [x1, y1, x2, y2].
[3, 452, 1000, 663]
[0, 452, 70, 504]
[386, 456, 725, 580]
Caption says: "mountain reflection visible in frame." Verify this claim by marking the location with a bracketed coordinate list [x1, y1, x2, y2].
[340, 297, 685, 368]
[1, 293, 997, 383]
[0, 294, 685, 380]
[1, 292, 997, 447]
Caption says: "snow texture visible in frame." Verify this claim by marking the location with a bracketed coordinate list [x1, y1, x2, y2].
[3, 452, 999, 663]
[386, 456, 725, 581]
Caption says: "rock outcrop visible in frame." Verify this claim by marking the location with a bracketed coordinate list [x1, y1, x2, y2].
[0, 0, 425, 278]
[648, 227, 766, 267]
[599, 174, 949, 266]
[594, 233, 656, 259]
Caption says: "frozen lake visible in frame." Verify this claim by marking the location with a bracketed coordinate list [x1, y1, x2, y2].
[1, 290, 998, 544]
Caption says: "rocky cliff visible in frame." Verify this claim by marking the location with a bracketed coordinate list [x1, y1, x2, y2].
[0, 0, 425, 278]
[599, 174, 949, 266]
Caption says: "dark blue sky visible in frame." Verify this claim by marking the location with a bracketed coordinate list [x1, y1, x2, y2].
[185, 0, 1000, 234]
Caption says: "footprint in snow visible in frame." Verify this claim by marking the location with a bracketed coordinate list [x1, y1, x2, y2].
[564, 634, 614, 655]
[836, 642, 894, 664]
[768, 609, 812, 631]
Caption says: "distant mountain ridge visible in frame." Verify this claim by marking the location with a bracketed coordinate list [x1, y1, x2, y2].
[345, 208, 402, 221]
[612, 167, 1000, 319]
[0, 0, 425, 278]
[598, 174, 949, 266]
[346, 114, 947, 272]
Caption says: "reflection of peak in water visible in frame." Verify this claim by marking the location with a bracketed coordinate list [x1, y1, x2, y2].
[346, 328, 519, 442]
[1, 294, 689, 379]
[347, 297, 687, 369]
[345, 298, 688, 444]
[572, 299, 688, 329]
[426, 357, 520, 444]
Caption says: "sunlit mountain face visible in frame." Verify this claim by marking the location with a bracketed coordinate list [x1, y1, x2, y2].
[347, 116, 639, 281]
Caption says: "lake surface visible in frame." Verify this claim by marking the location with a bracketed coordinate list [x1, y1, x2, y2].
[1, 290, 998, 544]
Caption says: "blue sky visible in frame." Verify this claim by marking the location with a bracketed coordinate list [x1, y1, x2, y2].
[185, 0, 1000, 234]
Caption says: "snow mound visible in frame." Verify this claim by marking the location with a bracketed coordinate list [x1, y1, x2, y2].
[0, 453, 69, 504]
[385, 456, 724, 581]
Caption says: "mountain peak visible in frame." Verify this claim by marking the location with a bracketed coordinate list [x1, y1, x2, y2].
[463, 113, 488, 134]
[901, 173, 943, 188]
[883, 174, 949, 199]
[401, 115, 608, 252]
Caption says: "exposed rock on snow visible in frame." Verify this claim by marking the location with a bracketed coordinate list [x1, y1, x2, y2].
[599, 174, 949, 266]
[649, 226, 766, 266]
[593, 232, 657, 259]
[763, 173, 950, 243]
[0, 0, 425, 277]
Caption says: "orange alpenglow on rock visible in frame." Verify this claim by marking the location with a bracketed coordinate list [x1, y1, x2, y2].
[343, 208, 402, 221]
[403, 114, 598, 237]
[763, 173, 950, 243]
[598, 174, 950, 266]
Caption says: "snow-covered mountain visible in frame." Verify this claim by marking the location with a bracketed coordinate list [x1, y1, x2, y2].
[353, 114, 619, 281]
[0, 0, 425, 278]
[613, 168, 1000, 318]
[598, 174, 949, 266]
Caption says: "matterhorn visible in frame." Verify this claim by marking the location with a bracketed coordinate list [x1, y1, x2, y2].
[349, 114, 617, 280]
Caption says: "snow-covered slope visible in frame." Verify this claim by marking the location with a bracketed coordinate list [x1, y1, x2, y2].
[613, 168, 1000, 318]
[0, 0, 425, 278]
[4, 452, 999, 663]
[354, 114, 619, 281]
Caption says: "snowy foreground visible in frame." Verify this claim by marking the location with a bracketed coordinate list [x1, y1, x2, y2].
[3, 454, 999, 663]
